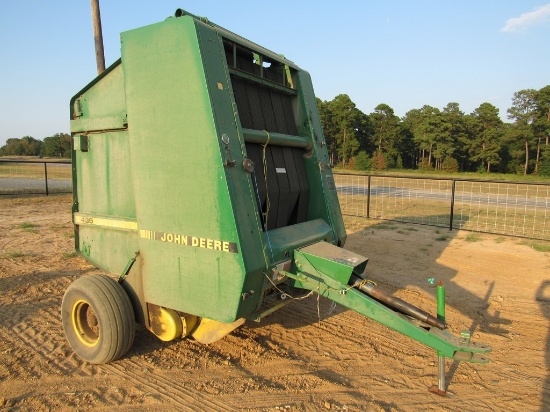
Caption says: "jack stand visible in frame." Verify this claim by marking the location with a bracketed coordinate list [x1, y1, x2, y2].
[429, 355, 450, 397]
[429, 281, 450, 397]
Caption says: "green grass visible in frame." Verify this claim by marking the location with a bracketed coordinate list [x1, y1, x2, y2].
[528, 242, 550, 253]
[494, 237, 506, 244]
[19, 222, 39, 233]
[436, 235, 450, 241]
[1, 251, 25, 259]
[19, 222, 38, 229]
[465, 233, 482, 242]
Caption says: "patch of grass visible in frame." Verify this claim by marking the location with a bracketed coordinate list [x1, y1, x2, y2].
[436, 235, 450, 241]
[465, 233, 482, 242]
[494, 237, 506, 244]
[405, 227, 419, 232]
[1, 251, 25, 259]
[434, 229, 441, 234]
[19, 222, 38, 229]
[373, 223, 397, 230]
[529, 242, 550, 253]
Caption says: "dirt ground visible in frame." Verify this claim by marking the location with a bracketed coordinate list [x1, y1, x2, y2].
[1, 194, 549, 411]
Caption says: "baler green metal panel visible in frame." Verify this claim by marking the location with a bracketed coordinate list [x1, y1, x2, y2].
[71, 61, 127, 133]
[193, 21, 277, 318]
[74, 131, 136, 218]
[71, 61, 135, 219]
[71, 59, 139, 277]
[120, 17, 258, 322]
[76, 225, 139, 276]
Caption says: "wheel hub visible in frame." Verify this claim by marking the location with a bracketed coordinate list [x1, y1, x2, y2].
[72, 300, 100, 347]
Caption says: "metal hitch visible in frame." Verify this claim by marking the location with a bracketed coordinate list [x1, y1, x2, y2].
[283, 242, 491, 363]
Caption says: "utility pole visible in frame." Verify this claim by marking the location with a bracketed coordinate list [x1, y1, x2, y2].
[90, 0, 106, 74]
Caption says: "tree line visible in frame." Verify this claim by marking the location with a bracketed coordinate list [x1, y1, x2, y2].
[2, 85, 549, 176]
[317, 85, 550, 176]
[0, 133, 71, 158]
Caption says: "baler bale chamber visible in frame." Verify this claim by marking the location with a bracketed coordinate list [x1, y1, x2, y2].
[63, 8, 490, 371]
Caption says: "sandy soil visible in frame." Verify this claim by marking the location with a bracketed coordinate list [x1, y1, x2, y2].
[1, 194, 549, 411]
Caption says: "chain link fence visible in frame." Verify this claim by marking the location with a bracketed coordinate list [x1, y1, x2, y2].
[335, 173, 550, 241]
[0, 160, 72, 196]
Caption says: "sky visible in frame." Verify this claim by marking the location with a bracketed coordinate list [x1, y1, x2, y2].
[1, 1, 549, 147]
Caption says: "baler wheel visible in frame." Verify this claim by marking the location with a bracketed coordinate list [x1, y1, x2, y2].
[61, 274, 135, 364]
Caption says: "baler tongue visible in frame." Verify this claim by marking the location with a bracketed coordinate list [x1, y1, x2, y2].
[283, 242, 491, 364]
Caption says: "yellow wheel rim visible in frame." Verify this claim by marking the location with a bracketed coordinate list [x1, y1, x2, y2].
[71, 299, 100, 347]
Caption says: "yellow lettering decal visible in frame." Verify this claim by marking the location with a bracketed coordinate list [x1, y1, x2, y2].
[140, 229, 236, 253]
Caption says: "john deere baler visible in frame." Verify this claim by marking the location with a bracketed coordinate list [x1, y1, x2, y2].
[63, 9, 490, 379]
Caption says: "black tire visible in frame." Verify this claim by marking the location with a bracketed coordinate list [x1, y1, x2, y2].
[61, 274, 135, 364]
